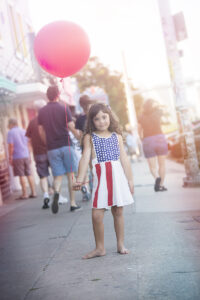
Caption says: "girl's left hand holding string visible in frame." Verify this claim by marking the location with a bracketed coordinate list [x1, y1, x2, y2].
[73, 181, 83, 191]
[73, 134, 92, 192]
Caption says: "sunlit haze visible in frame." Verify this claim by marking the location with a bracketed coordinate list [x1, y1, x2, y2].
[28, 0, 200, 89]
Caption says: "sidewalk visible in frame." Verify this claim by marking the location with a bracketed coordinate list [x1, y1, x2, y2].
[134, 158, 200, 212]
[0, 159, 200, 300]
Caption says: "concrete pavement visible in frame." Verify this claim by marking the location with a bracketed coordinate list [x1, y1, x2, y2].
[0, 159, 200, 300]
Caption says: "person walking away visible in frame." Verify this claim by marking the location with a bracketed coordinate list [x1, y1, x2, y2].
[73, 103, 134, 259]
[125, 125, 138, 162]
[138, 99, 168, 191]
[75, 95, 94, 200]
[26, 100, 52, 209]
[38, 85, 81, 214]
[7, 118, 37, 200]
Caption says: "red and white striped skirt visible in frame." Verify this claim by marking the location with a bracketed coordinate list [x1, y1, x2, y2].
[91, 159, 134, 209]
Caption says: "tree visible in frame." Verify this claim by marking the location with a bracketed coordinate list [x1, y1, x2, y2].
[73, 56, 129, 126]
[132, 93, 144, 120]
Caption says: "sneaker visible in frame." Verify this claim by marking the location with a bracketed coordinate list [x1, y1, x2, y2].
[51, 192, 59, 214]
[70, 205, 82, 212]
[81, 186, 91, 201]
[42, 198, 50, 209]
[58, 194, 68, 204]
[155, 186, 168, 192]
[154, 177, 161, 191]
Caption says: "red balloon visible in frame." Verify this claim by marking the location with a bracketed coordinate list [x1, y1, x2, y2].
[34, 21, 91, 78]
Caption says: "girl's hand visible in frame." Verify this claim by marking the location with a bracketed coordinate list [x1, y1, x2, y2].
[128, 180, 134, 195]
[73, 181, 83, 191]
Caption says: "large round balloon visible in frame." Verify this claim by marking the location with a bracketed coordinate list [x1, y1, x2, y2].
[34, 21, 91, 78]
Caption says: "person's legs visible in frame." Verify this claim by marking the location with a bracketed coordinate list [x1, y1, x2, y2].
[61, 146, 81, 210]
[67, 172, 76, 207]
[154, 134, 168, 190]
[48, 147, 79, 213]
[83, 208, 106, 259]
[147, 157, 158, 179]
[13, 159, 28, 198]
[40, 177, 49, 194]
[23, 157, 37, 196]
[53, 175, 63, 193]
[157, 155, 166, 186]
[35, 154, 50, 198]
[19, 176, 28, 198]
[40, 177, 50, 209]
[51, 175, 63, 214]
[27, 175, 37, 196]
[47, 148, 64, 194]
[111, 206, 129, 254]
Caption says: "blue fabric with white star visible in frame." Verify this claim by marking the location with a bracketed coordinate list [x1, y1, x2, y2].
[92, 132, 120, 163]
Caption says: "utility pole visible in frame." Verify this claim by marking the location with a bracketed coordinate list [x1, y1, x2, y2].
[121, 51, 138, 131]
[157, 0, 200, 187]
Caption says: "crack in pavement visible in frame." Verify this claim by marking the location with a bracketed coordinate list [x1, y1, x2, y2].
[23, 210, 83, 300]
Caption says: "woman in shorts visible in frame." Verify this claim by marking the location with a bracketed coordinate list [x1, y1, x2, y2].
[138, 99, 168, 191]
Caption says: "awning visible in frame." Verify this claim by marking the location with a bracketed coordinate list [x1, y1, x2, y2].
[15, 82, 47, 103]
[0, 76, 16, 95]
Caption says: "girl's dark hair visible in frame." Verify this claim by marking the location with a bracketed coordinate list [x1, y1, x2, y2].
[84, 103, 122, 138]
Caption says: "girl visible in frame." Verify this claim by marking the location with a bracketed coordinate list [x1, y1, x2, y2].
[73, 103, 134, 259]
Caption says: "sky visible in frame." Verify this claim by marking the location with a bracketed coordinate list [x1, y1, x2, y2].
[28, 0, 200, 90]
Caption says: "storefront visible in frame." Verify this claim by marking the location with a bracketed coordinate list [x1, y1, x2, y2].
[0, 76, 16, 202]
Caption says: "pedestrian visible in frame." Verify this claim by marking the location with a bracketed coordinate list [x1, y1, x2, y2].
[75, 95, 93, 135]
[38, 85, 81, 214]
[138, 99, 168, 191]
[7, 118, 37, 200]
[124, 125, 138, 161]
[26, 100, 52, 209]
[75, 95, 94, 200]
[73, 103, 134, 259]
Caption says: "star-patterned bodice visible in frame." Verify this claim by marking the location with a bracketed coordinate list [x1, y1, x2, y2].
[92, 132, 120, 163]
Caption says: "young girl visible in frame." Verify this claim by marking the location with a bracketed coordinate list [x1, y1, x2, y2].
[73, 103, 134, 259]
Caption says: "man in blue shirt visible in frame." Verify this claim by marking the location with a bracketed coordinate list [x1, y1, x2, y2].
[7, 118, 37, 200]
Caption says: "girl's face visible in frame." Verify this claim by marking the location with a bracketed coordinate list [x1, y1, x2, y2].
[93, 110, 110, 131]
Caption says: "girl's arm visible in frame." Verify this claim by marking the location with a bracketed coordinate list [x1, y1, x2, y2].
[73, 134, 91, 190]
[118, 134, 134, 194]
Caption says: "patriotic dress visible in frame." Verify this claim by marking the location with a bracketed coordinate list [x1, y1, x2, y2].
[91, 132, 134, 209]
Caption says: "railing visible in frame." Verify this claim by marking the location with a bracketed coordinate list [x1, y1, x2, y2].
[0, 160, 11, 201]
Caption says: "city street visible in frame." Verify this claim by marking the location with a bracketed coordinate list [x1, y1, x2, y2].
[1, 1, 200, 299]
[0, 159, 200, 300]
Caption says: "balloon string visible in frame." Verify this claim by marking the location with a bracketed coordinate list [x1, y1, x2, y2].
[65, 103, 89, 185]
[64, 103, 74, 182]
[63, 80, 89, 186]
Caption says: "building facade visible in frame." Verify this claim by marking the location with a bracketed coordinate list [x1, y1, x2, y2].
[0, 0, 48, 202]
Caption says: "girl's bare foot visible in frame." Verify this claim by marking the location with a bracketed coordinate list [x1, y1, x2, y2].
[117, 246, 129, 255]
[82, 248, 106, 259]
